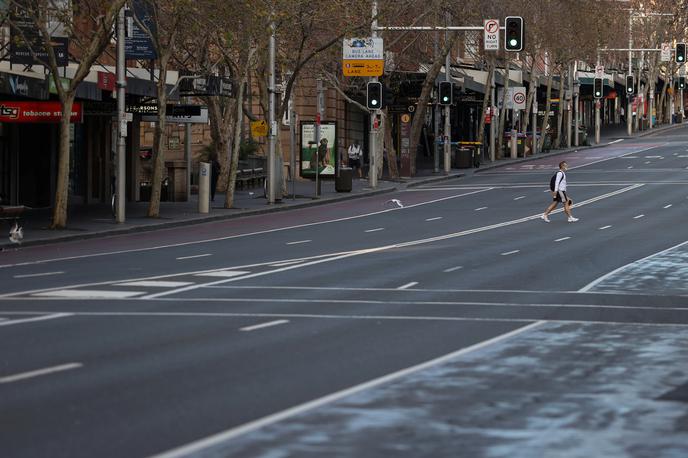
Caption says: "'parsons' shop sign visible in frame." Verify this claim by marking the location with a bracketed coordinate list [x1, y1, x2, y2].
[0, 101, 83, 123]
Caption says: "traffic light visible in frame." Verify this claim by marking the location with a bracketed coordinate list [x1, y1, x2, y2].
[438, 81, 453, 105]
[680, 77, 686, 89]
[676, 43, 686, 63]
[504, 16, 524, 52]
[626, 75, 634, 95]
[593, 77, 603, 99]
[366, 81, 382, 110]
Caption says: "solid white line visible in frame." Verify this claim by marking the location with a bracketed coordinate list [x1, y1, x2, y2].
[364, 228, 385, 233]
[149, 321, 546, 458]
[664, 204, 673, 209]
[176, 254, 212, 260]
[32, 290, 145, 299]
[268, 260, 305, 267]
[501, 250, 520, 256]
[0, 363, 82, 384]
[240, 320, 289, 332]
[513, 196, 525, 200]
[475, 207, 488, 211]
[115, 281, 194, 288]
[579, 239, 688, 292]
[608, 139, 624, 144]
[599, 225, 612, 230]
[425, 217, 443, 221]
[555, 237, 571, 242]
[13, 271, 64, 279]
[397, 282, 418, 290]
[443, 266, 463, 273]
[0, 188, 494, 269]
[634, 214, 645, 219]
[0, 313, 72, 327]
[286, 240, 311, 245]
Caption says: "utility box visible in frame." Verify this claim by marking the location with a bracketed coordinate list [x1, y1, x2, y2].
[336, 167, 353, 192]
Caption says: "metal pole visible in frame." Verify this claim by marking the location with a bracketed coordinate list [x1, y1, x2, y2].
[443, 58, 451, 172]
[490, 72, 495, 162]
[532, 91, 537, 155]
[649, 82, 654, 129]
[595, 52, 601, 144]
[627, 11, 633, 136]
[184, 100, 191, 202]
[267, 19, 276, 204]
[634, 52, 641, 132]
[566, 63, 572, 149]
[315, 77, 323, 197]
[290, 106, 296, 199]
[116, 7, 126, 223]
[573, 61, 579, 147]
[433, 20, 439, 173]
[369, 0, 378, 188]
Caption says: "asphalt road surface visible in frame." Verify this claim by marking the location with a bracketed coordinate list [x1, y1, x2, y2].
[2, 127, 688, 457]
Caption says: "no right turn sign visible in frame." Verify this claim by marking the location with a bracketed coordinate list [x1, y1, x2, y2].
[484, 19, 499, 51]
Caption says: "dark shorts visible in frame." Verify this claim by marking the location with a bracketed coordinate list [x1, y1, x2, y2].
[349, 158, 361, 168]
[553, 191, 568, 203]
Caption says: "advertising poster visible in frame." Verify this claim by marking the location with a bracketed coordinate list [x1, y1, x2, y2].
[300, 121, 337, 178]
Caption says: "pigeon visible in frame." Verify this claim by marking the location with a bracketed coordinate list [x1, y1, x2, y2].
[9, 222, 23, 244]
[386, 199, 404, 208]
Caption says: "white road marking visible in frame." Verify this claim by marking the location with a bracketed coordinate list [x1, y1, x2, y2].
[240, 320, 289, 332]
[194, 270, 250, 278]
[286, 240, 311, 245]
[514, 196, 525, 200]
[32, 290, 145, 299]
[443, 266, 463, 273]
[501, 250, 520, 256]
[364, 228, 385, 233]
[149, 322, 546, 458]
[13, 271, 64, 279]
[599, 225, 612, 230]
[0, 313, 72, 327]
[397, 282, 418, 290]
[633, 214, 645, 219]
[176, 254, 212, 260]
[627, 166, 634, 169]
[646, 156, 663, 159]
[555, 237, 571, 242]
[644, 161, 651, 164]
[0, 363, 82, 384]
[425, 217, 443, 221]
[664, 204, 673, 209]
[580, 240, 688, 292]
[115, 281, 194, 288]
[0, 188, 494, 269]
[475, 207, 488, 211]
[608, 139, 624, 144]
[269, 260, 305, 267]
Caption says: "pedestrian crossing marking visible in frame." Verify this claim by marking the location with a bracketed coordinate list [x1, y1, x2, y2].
[115, 281, 195, 288]
[194, 270, 250, 278]
[32, 290, 146, 299]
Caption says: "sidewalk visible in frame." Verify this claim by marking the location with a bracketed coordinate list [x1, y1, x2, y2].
[2, 121, 682, 250]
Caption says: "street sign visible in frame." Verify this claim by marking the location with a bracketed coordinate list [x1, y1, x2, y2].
[661, 43, 671, 62]
[483, 19, 499, 51]
[497, 87, 526, 110]
[595, 65, 604, 79]
[343, 37, 384, 77]
[251, 120, 268, 137]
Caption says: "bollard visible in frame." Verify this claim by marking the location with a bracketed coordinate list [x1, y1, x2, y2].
[198, 162, 210, 214]
[510, 129, 518, 159]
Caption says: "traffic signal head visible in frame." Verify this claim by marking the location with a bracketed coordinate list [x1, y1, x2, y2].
[676, 43, 686, 63]
[680, 77, 686, 89]
[504, 16, 524, 52]
[593, 77, 603, 99]
[626, 75, 634, 95]
[366, 81, 382, 110]
[438, 81, 453, 105]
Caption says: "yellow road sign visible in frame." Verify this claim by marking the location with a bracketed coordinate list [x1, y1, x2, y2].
[251, 120, 268, 137]
[343, 59, 384, 77]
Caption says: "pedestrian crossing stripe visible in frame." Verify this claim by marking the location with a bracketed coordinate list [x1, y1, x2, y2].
[194, 270, 250, 278]
[115, 281, 194, 288]
[32, 290, 146, 299]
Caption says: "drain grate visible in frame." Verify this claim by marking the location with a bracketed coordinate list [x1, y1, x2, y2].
[658, 381, 688, 403]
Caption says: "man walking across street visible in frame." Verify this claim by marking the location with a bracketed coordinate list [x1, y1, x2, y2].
[542, 161, 579, 223]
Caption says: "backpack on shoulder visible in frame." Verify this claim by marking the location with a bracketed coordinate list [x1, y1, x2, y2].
[549, 173, 557, 191]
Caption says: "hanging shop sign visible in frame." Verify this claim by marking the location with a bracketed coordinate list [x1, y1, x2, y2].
[0, 101, 82, 123]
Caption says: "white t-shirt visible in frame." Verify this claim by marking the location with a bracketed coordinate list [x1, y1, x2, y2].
[348, 144, 362, 159]
[554, 170, 567, 192]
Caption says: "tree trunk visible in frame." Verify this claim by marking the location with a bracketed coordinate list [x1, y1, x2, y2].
[497, 61, 511, 158]
[554, 67, 566, 149]
[408, 32, 459, 176]
[522, 57, 537, 136]
[225, 72, 247, 209]
[206, 95, 233, 198]
[147, 60, 170, 218]
[477, 57, 495, 148]
[383, 108, 399, 179]
[50, 93, 76, 229]
[539, 72, 554, 151]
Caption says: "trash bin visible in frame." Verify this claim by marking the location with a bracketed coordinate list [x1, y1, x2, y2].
[452, 146, 473, 168]
[336, 167, 353, 192]
[139, 182, 151, 202]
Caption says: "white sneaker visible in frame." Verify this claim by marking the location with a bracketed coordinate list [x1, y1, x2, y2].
[568, 217, 579, 222]
[541, 214, 550, 223]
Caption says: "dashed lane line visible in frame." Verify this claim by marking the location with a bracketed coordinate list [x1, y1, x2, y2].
[599, 225, 612, 230]
[555, 237, 571, 242]
[443, 266, 463, 273]
[115, 281, 194, 288]
[240, 320, 289, 332]
[0, 363, 83, 384]
[176, 254, 212, 260]
[32, 290, 145, 299]
[425, 217, 443, 222]
[397, 282, 418, 290]
[12, 272, 64, 279]
[365, 228, 385, 233]
[634, 214, 645, 219]
[0, 313, 72, 327]
[664, 204, 673, 209]
[501, 250, 520, 256]
[286, 240, 311, 245]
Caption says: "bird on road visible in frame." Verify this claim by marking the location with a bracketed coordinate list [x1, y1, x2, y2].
[9, 222, 23, 244]
[386, 199, 404, 208]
